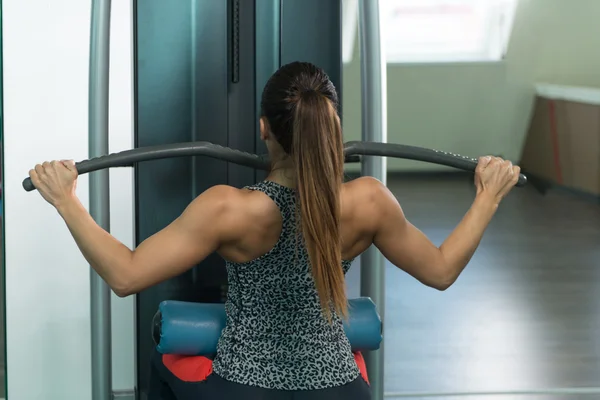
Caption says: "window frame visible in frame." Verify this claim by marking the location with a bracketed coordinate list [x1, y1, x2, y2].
[342, 0, 518, 65]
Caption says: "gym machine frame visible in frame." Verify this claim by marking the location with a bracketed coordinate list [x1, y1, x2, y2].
[88, 0, 112, 399]
[358, 1, 386, 398]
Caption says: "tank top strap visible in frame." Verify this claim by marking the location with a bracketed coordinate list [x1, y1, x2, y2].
[245, 181, 297, 231]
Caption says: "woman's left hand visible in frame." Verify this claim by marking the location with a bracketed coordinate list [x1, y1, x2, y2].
[29, 160, 79, 208]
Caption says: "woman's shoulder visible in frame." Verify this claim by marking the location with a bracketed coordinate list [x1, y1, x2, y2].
[342, 176, 387, 202]
[194, 184, 280, 222]
[194, 184, 263, 209]
[185, 184, 273, 240]
[341, 176, 392, 234]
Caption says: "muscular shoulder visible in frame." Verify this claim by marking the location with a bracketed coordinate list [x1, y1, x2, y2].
[179, 185, 246, 234]
[342, 176, 391, 232]
[184, 185, 276, 242]
[342, 176, 387, 205]
[183, 185, 243, 215]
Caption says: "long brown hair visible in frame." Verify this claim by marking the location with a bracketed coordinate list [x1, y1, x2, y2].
[261, 62, 347, 321]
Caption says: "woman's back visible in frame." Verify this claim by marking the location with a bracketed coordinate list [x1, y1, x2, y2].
[216, 177, 379, 266]
[212, 179, 375, 390]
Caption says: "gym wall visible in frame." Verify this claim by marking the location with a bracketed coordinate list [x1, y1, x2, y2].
[342, 0, 600, 173]
[3, 0, 135, 398]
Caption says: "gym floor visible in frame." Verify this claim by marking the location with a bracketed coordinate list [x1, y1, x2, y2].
[345, 173, 600, 399]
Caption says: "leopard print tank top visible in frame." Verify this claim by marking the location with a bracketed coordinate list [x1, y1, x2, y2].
[211, 180, 360, 390]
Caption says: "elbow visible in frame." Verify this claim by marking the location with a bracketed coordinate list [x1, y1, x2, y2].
[432, 280, 453, 291]
[110, 272, 137, 298]
[113, 286, 134, 298]
[109, 257, 138, 298]
[112, 280, 135, 297]
[429, 254, 461, 291]
[430, 269, 457, 291]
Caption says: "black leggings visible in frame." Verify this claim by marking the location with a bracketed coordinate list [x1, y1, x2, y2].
[148, 350, 372, 400]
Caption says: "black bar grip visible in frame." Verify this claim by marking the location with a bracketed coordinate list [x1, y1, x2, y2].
[23, 140, 527, 191]
[344, 141, 527, 187]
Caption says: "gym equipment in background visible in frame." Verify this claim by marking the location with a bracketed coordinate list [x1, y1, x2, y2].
[135, 4, 341, 393]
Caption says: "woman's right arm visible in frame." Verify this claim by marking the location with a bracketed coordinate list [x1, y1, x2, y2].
[370, 156, 520, 290]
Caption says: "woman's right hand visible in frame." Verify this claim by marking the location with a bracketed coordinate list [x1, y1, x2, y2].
[474, 156, 520, 204]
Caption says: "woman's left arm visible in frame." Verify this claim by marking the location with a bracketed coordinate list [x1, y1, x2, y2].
[30, 160, 234, 297]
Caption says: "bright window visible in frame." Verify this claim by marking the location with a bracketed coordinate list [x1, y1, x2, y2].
[343, 0, 519, 64]
[342, 0, 360, 64]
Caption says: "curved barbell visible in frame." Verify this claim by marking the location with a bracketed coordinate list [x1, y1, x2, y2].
[22, 141, 527, 192]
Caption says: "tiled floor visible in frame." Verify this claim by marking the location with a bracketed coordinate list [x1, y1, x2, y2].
[347, 174, 600, 398]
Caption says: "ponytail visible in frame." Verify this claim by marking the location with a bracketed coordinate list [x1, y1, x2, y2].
[292, 91, 346, 322]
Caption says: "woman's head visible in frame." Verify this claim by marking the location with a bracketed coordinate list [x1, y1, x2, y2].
[260, 62, 339, 157]
[260, 61, 347, 321]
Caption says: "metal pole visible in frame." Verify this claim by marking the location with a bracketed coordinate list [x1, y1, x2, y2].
[89, 0, 112, 399]
[358, 1, 387, 399]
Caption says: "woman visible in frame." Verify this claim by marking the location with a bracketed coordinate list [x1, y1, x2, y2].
[29, 61, 520, 399]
